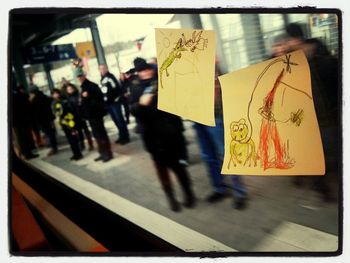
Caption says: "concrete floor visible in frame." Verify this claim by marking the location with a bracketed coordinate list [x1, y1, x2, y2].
[35, 116, 340, 252]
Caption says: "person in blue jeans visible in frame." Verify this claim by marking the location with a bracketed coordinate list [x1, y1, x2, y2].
[193, 65, 248, 209]
[193, 118, 248, 209]
[99, 64, 130, 145]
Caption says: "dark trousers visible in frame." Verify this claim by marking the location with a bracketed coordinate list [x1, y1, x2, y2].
[40, 122, 58, 151]
[77, 119, 93, 148]
[293, 125, 338, 201]
[121, 98, 130, 123]
[178, 132, 189, 161]
[13, 127, 36, 157]
[32, 124, 44, 147]
[107, 102, 129, 140]
[153, 161, 193, 199]
[89, 117, 112, 158]
[63, 128, 82, 157]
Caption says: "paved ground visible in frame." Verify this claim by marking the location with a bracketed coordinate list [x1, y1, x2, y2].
[35, 116, 339, 252]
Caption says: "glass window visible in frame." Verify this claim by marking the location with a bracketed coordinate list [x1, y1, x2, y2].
[259, 14, 286, 57]
[10, 11, 340, 255]
[216, 14, 243, 40]
[288, 13, 310, 23]
[213, 14, 248, 71]
[308, 14, 339, 55]
[199, 14, 214, 30]
[259, 14, 284, 32]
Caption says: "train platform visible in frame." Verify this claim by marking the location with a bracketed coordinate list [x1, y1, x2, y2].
[27, 116, 339, 252]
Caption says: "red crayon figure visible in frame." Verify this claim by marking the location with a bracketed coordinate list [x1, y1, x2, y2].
[258, 68, 294, 170]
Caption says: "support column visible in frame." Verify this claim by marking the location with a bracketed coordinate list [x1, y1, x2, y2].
[209, 14, 229, 74]
[240, 14, 266, 64]
[282, 14, 290, 27]
[89, 19, 107, 66]
[44, 63, 54, 92]
[12, 40, 28, 90]
[190, 14, 203, 29]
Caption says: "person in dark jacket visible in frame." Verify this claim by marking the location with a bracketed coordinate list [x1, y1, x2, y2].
[12, 85, 39, 159]
[65, 83, 94, 151]
[284, 23, 339, 201]
[60, 77, 70, 99]
[119, 72, 132, 124]
[99, 64, 130, 145]
[29, 85, 58, 156]
[129, 58, 196, 212]
[75, 67, 113, 162]
[51, 89, 83, 160]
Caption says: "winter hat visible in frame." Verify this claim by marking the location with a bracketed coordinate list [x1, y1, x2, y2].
[133, 57, 153, 72]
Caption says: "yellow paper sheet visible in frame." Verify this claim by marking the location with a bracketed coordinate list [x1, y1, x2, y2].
[219, 50, 325, 175]
[155, 28, 216, 126]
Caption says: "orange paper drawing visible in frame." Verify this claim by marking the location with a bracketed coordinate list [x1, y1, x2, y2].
[219, 50, 325, 175]
[155, 28, 216, 126]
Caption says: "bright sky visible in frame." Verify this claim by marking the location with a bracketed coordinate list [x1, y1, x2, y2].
[53, 14, 173, 46]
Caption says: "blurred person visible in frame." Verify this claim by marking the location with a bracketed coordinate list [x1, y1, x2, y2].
[51, 89, 83, 161]
[60, 77, 71, 98]
[119, 72, 132, 124]
[270, 33, 289, 58]
[72, 58, 83, 68]
[31, 121, 45, 148]
[284, 23, 339, 201]
[193, 63, 248, 209]
[16, 84, 45, 147]
[66, 83, 94, 151]
[29, 85, 58, 156]
[284, 23, 330, 59]
[284, 23, 337, 112]
[132, 58, 188, 159]
[126, 68, 145, 134]
[148, 57, 158, 71]
[284, 23, 306, 51]
[99, 64, 130, 145]
[129, 58, 195, 212]
[149, 57, 157, 64]
[12, 85, 39, 160]
[303, 37, 338, 119]
[75, 67, 113, 162]
[131, 58, 188, 162]
[27, 74, 45, 147]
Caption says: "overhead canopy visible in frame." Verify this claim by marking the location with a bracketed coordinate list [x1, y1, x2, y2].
[11, 11, 100, 49]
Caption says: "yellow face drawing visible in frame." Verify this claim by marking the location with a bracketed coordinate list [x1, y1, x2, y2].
[230, 118, 249, 142]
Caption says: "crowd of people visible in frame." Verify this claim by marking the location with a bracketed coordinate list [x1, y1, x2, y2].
[11, 23, 339, 212]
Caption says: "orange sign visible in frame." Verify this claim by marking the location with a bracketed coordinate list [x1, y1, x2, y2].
[75, 41, 96, 58]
